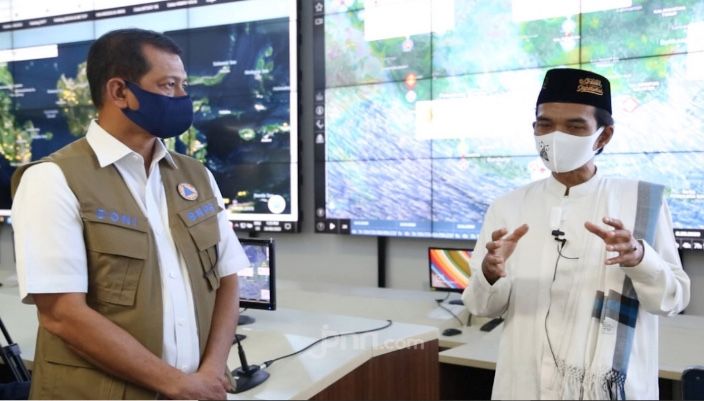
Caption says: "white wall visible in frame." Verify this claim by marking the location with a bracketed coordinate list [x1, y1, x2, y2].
[1, 2, 702, 316]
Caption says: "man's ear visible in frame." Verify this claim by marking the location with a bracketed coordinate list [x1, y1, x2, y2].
[105, 78, 130, 109]
[594, 125, 614, 151]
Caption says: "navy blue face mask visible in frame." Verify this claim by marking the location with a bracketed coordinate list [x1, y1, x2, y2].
[121, 80, 193, 139]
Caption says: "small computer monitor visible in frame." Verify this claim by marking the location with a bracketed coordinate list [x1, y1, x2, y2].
[428, 247, 472, 292]
[238, 238, 276, 316]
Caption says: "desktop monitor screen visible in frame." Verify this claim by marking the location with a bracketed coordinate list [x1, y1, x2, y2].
[238, 238, 276, 311]
[429, 247, 472, 293]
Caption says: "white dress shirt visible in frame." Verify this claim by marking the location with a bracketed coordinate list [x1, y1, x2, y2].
[12, 120, 250, 373]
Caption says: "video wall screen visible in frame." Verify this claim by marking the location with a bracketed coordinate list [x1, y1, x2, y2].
[312, 0, 704, 250]
[0, 0, 299, 233]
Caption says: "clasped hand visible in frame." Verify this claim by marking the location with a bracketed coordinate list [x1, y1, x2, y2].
[166, 367, 233, 400]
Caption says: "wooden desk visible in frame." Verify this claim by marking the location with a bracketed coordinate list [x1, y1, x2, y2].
[276, 279, 483, 346]
[0, 280, 439, 400]
[229, 308, 438, 399]
[438, 314, 704, 381]
[3, 274, 703, 398]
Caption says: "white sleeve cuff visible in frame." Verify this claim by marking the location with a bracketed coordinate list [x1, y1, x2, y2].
[21, 275, 88, 304]
[477, 268, 509, 292]
[621, 240, 660, 284]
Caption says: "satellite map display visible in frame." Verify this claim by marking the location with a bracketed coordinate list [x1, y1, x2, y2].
[238, 242, 272, 303]
[167, 19, 295, 219]
[0, 41, 94, 209]
[0, 0, 298, 231]
[316, 0, 704, 241]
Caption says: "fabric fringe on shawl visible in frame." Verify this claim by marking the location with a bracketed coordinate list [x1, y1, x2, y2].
[554, 359, 627, 400]
[548, 180, 664, 400]
[555, 359, 586, 399]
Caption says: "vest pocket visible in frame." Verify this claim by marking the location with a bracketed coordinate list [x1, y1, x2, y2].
[190, 216, 221, 291]
[41, 361, 127, 399]
[83, 218, 148, 307]
[177, 198, 222, 291]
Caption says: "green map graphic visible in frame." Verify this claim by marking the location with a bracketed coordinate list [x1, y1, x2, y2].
[0, 63, 35, 166]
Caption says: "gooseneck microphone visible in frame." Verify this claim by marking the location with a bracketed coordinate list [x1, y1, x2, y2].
[228, 334, 269, 394]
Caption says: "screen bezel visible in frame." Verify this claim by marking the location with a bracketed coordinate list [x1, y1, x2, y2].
[238, 237, 276, 311]
[428, 246, 472, 293]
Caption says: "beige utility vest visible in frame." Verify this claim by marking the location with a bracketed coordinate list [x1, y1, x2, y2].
[11, 138, 223, 399]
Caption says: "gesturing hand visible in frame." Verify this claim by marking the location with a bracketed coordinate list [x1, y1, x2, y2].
[585, 217, 644, 267]
[481, 224, 529, 285]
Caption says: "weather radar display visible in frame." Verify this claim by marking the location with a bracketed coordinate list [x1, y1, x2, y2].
[313, 0, 704, 249]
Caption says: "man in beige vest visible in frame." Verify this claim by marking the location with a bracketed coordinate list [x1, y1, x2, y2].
[11, 29, 250, 399]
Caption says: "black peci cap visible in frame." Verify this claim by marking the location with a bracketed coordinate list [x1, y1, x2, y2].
[536, 68, 612, 114]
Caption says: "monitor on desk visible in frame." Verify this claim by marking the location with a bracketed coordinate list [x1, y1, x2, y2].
[237, 238, 276, 324]
[428, 247, 472, 293]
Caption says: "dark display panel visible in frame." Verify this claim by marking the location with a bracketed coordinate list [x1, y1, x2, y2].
[0, 0, 299, 233]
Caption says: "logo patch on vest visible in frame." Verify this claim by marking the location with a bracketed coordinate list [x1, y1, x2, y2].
[186, 201, 218, 223]
[178, 183, 199, 201]
[96, 208, 138, 227]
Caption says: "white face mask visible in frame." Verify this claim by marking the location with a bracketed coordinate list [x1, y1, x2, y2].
[534, 127, 604, 173]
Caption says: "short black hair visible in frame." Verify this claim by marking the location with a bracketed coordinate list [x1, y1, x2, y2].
[87, 28, 183, 108]
[594, 107, 614, 128]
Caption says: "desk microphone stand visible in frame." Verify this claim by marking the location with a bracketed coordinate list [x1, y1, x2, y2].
[0, 316, 31, 383]
[229, 334, 268, 394]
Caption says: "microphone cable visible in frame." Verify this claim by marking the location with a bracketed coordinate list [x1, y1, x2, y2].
[544, 230, 579, 368]
[435, 298, 465, 326]
[259, 319, 394, 369]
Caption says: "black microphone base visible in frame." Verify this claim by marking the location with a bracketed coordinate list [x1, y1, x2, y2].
[230, 366, 270, 394]
[238, 314, 256, 325]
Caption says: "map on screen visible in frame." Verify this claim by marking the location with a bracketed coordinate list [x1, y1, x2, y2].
[313, 0, 704, 248]
[0, 0, 299, 232]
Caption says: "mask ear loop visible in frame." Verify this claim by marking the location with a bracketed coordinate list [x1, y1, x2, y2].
[592, 126, 606, 153]
[119, 79, 139, 112]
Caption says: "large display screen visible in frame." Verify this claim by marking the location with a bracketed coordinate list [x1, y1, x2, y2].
[0, 0, 299, 233]
[312, 0, 704, 250]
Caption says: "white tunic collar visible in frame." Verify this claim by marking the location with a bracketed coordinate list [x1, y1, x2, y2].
[545, 169, 601, 198]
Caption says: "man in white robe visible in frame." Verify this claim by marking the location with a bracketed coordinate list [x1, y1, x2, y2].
[463, 68, 690, 400]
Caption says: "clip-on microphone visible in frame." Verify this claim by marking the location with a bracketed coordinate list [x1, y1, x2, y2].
[551, 229, 579, 260]
[551, 229, 566, 247]
[228, 334, 269, 394]
[550, 207, 566, 247]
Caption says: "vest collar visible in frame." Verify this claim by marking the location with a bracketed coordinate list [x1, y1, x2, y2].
[86, 120, 177, 169]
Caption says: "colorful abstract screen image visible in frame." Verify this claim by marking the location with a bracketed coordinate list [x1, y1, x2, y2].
[313, 0, 704, 249]
[429, 247, 472, 292]
[0, 0, 299, 233]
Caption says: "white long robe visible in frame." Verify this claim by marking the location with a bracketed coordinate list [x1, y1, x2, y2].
[463, 172, 690, 400]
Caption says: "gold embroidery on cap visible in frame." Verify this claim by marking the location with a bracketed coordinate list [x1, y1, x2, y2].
[577, 77, 604, 96]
